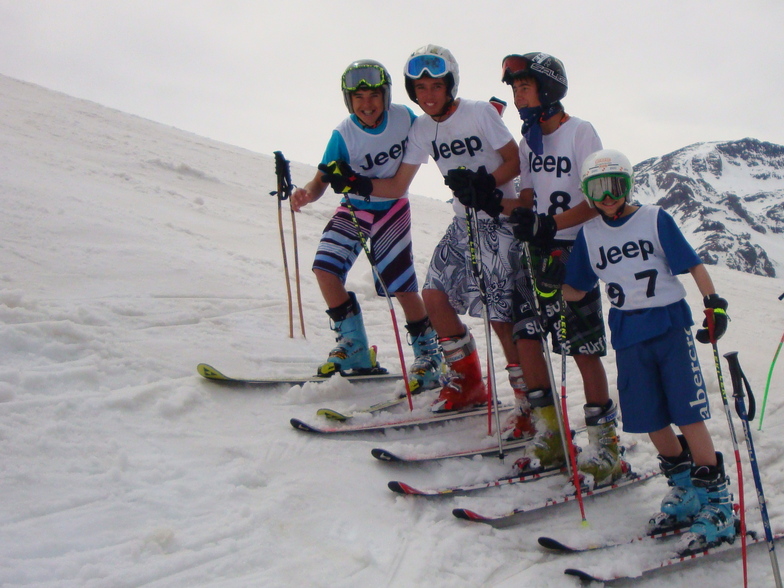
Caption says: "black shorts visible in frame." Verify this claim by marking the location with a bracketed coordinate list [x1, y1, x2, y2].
[512, 242, 607, 356]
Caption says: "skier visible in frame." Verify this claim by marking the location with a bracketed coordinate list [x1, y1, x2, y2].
[291, 59, 442, 390]
[562, 148, 735, 553]
[331, 45, 524, 413]
[500, 53, 617, 485]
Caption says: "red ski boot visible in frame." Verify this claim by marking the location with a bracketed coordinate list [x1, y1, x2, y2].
[431, 330, 487, 413]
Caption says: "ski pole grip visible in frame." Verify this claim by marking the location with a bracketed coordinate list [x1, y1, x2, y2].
[704, 308, 716, 344]
[724, 351, 743, 400]
[724, 351, 757, 421]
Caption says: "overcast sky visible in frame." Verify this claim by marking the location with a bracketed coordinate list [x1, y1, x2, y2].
[2, 0, 782, 200]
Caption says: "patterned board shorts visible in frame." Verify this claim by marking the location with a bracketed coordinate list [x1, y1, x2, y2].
[312, 199, 418, 295]
[423, 216, 521, 323]
[512, 242, 607, 356]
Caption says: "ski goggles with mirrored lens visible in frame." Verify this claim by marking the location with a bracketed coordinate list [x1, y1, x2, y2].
[582, 174, 632, 202]
[342, 65, 388, 92]
[405, 54, 448, 79]
[501, 54, 530, 83]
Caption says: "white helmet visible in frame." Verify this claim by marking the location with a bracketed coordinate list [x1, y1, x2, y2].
[580, 149, 634, 207]
[403, 44, 460, 103]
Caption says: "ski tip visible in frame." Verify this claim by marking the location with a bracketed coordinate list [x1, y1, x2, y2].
[317, 408, 349, 421]
[289, 418, 321, 433]
[387, 481, 421, 495]
[197, 363, 229, 380]
[452, 508, 488, 522]
[538, 537, 573, 552]
[371, 448, 401, 462]
[564, 568, 603, 582]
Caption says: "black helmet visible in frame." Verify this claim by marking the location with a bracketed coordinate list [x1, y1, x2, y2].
[501, 52, 567, 107]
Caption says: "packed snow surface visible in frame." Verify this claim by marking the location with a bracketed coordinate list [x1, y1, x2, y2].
[2, 74, 784, 586]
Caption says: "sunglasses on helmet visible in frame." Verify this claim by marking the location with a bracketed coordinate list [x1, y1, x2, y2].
[342, 65, 388, 92]
[405, 54, 448, 79]
[582, 174, 632, 202]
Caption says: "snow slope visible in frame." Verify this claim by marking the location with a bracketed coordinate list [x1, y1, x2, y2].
[2, 73, 784, 587]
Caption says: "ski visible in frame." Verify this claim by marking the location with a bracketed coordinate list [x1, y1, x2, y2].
[538, 524, 689, 554]
[452, 469, 659, 527]
[197, 363, 402, 386]
[563, 530, 784, 583]
[372, 435, 536, 463]
[388, 464, 567, 496]
[372, 426, 587, 463]
[316, 396, 412, 421]
[290, 403, 512, 434]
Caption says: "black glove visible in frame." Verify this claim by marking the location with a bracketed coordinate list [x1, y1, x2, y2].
[318, 160, 373, 198]
[444, 166, 502, 217]
[695, 294, 729, 344]
[537, 252, 566, 293]
[509, 207, 558, 247]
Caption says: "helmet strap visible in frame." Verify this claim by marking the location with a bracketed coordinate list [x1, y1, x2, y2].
[598, 201, 628, 223]
[540, 101, 563, 122]
[357, 110, 385, 130]
[611, 202, 627, 221]
[432, 97, 457, 121]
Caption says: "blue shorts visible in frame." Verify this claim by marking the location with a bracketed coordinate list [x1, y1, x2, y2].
[616, 326, 711, 434]
[313, 198, 417, 295]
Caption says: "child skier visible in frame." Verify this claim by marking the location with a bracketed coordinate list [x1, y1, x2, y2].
[502, 52, 615, 485]
[291, 59, 442, 390]
[562, 148, 735, 553]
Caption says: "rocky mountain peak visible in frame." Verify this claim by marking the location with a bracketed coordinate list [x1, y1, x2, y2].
[633, 138, 784, 277]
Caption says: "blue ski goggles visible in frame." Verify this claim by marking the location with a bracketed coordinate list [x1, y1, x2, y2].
[405, 54, 448, 79]
[582, 174, 632, 202]
[342, 64, 389, 92]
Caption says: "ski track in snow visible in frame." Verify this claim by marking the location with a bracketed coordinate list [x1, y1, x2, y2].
[1, 74, 784, 586]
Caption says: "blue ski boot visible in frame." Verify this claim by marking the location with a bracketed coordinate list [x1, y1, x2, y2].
[405, 318, 443, 393]
[317, 292, 378, 376]
[676, 452, 737, 554]
[648, 436, 701, 534]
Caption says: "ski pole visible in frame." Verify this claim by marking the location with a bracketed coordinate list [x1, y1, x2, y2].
[272, 151, 306, 338]
[342, 199, 414, 411]
[464, 203, 505, 460]
[705, 308, 748, 585]
[760, 330, 784, 431]
[758, 291, 784, 430]
[724, 351, 783, 588]
[557, 297, 588, 525]
[519, 244, 577, 484]
[270, 151, 294, 339]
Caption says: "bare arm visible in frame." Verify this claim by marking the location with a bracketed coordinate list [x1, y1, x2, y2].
[519, 187, 535, 209]
[366, 162, 421, 199]
[689, 263, 717, 298]
[515, 191, 598, 230]
[562, 283, 587, 302]
[291, 169, 328, 212]
[553, 200, 599, 230]
[494, 140, 525, 215]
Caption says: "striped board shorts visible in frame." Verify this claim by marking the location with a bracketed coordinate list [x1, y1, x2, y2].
[312, 198, 417, 295]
